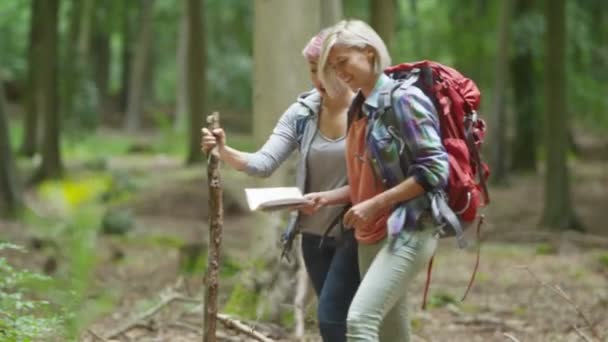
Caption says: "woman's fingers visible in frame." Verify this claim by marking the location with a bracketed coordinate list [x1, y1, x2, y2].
[200, 128, 217, 152]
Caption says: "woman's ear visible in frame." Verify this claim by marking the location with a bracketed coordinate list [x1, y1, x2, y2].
[364, 46, 375, 63]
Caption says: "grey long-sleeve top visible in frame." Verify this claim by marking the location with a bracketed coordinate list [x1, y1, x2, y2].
[243, 89, 347, 236]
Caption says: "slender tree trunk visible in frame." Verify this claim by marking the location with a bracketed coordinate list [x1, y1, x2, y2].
[62, 0, 95, 127]
[489, 0, 513, 184]
[510, 0, 538, 172]
[92, 24, 112, 119]
[0, 80, 22, 217]
[34, 0, 62, 182]
[91, 0, 112, 119]
[589, 0, 607, 82]
[185, 0, 205, 164]
[62, 0, 81, 125]
[370, 0, 396, 54]
[119, 1, 134, 113]
[541, 0, 580, 231]
[408, 0, 421, 56]
[175, 0, 189, 131]
[125, 0, 154, 132]
[321, 0, 342, 27]
[20, 0, 43, 157]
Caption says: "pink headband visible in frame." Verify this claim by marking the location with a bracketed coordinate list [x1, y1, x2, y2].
[302, 30, 329, 62]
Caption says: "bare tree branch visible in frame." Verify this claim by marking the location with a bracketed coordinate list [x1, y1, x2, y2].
[516, 265, 602, 341]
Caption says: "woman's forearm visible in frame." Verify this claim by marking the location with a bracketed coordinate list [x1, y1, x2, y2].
[323, 185, 351, 205]
[218, 145, 249, 171]
[374, 177, 425, 209]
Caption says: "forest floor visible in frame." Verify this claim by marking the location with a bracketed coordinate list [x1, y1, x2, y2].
[2, 132, 608, 342]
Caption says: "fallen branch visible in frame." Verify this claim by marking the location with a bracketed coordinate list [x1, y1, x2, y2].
[572, 325, 594, 342]
[217, 313, 275, 342]
[104, 290, 192, 339]
[454, 315, 523, 332]
[517, 265, 602, 341]
[503, 332, 521, 342]
[87, 329, 108, 342]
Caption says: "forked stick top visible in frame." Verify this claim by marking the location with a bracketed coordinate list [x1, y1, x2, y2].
[207, 112, 220, 130]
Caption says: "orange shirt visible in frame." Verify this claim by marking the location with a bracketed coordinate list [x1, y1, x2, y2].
[345, 116, 391, 244]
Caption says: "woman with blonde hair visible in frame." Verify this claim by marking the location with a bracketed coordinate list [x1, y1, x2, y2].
[313, 20, 449, 341]
[201, 29, 360, 341]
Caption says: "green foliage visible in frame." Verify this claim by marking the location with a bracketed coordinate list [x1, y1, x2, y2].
[100, 208, 134, 235]
[206, 0, 253, 111]
[0, 1, 30, 79]
[21, 180, 115, 338]
[0, 242, 65, 341]
[598, 254, 608, 269]
[223, 282, 258, 319]
[535, 243, 558, 255]
[427, 291, 458, 309]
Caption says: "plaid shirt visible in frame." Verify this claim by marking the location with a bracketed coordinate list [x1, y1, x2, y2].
[360, 74, 449, 236]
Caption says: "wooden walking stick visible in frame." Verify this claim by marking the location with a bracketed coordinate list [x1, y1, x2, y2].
[204, 112, 223, 342]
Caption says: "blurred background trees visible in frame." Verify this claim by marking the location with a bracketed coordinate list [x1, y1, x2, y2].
[0, 0, 605, 244]
[0, 0, 607, 338]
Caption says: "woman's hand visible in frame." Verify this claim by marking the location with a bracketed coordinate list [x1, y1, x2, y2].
[201, 128, 226, 153]
[297, 192, 329, 215]
[344, 197, 384, 230]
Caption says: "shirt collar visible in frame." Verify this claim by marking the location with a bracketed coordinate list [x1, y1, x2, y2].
[363, 74, 391, 110]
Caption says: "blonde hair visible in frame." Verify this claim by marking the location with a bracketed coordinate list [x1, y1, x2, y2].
[319, 20, 391, 96]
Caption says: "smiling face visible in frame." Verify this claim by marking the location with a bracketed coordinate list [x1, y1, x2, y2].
[326, 44, 377, 94]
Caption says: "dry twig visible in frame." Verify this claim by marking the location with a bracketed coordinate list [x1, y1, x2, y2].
[87, 329, 108, 341]
[503, 332, 521, 342]
[217, 313, 275, 342]
[104, 290, 193, 339]
[517, 265, 602, 341]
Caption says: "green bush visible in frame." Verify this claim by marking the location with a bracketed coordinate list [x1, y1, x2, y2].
[0, 242, 65, 341]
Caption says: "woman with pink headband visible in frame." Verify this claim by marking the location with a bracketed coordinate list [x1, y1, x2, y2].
[202, 29, 359, 341]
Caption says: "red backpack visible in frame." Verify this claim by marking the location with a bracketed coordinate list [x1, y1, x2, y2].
[381, 61, 490, 307]
[385, 61, 490, 219]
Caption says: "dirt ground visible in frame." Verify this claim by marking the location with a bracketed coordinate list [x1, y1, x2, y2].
[2, 144, 607, 341]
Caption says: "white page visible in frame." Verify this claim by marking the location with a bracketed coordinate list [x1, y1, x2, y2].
[244, 187, 308, 211]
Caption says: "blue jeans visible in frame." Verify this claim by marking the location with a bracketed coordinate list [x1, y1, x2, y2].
[301, 229, 360, 342]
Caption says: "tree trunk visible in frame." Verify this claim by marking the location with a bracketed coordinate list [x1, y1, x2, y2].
[34, 0, 62, 182]
[20, 0, 44, 157]
[447, 0, 488, 84]
[124, 0, 154, 132]
[185, 0, 206, 164]
[0, 80, 22, 217]
[92, 2, 112, 120]
[119, 1, 134, 113]
[253, 0, 320, 324]
[408, 0, 421, 56]
[489, 0, 513, 184]
[174, 0, 189, 131]
[62, 0, 95, 127]
[321, 0, 343, 27]
[370, 0, 396, 54]
[589, 0, 607, 82]
[541, 0, 580, 231]
[510, 0, 538, 172]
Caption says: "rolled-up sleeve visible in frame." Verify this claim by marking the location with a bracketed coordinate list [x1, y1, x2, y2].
[243, 103, 300, 178]
[394, 86, 449, 191]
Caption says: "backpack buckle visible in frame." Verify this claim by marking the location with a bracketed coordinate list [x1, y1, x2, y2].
[454, 191, 472, 215]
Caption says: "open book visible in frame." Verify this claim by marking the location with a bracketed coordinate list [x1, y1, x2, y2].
[244, 187, 309, 211]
